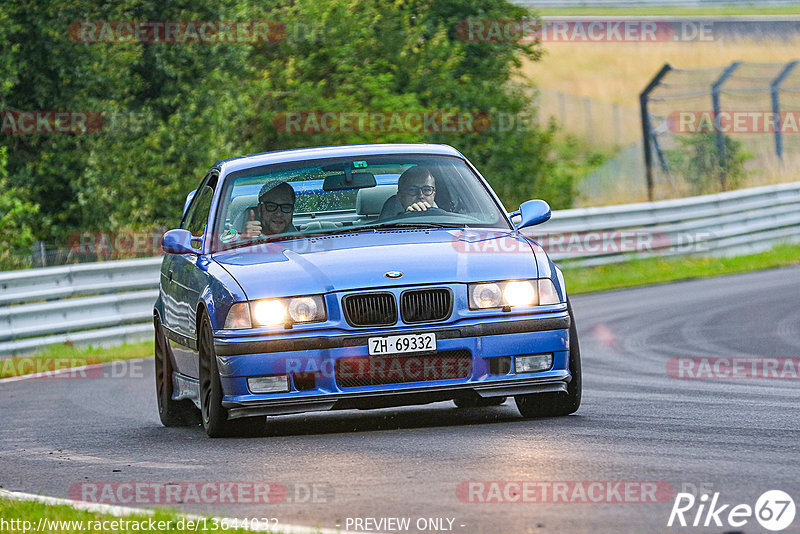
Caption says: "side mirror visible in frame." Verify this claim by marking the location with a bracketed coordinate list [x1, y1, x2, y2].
[162, 229, 201, 255]
[510, 199, 551, 230]
[183, 190, 197, 217]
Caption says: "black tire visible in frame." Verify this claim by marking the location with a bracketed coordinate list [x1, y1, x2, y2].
[154, 316, 199, 427]
[515, 298, 582, 418]
[454, 396, 507, 408]
[198, 313, 267, 438]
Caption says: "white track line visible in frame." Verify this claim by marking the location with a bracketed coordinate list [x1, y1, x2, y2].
[0, 489, 355, 534]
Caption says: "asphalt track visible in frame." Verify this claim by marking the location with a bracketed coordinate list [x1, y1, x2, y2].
[2, 266, 799, 533]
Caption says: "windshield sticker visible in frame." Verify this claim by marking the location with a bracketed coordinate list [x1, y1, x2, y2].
[220, 229, 238, 242]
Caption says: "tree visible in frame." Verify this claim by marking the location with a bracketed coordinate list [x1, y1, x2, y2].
[242, 0, 567, 210]
[1, 0, 576, 258]
[0, 146, 39, 268]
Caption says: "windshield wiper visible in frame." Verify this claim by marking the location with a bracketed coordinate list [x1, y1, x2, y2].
[359, 222, 467, 231]
[220, 232, 300, 251]
[305, 222, 467, 237]
[296, 222, 468, 238]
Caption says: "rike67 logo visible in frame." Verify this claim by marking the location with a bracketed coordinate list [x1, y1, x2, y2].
[668, 490, 795, 531]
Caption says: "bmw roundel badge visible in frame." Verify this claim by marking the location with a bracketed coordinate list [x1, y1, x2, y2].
[385, 271, 403, 279]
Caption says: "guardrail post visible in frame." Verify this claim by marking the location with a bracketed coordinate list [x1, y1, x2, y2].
[770, 60, 798, 160]
[711, 61, 741, 189]
[640, 63, 672, 202]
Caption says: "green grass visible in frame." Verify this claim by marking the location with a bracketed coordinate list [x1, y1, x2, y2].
[564, 242, 800, 294]
[0, 497, 268, 533]
[536, 6, 800, 16]
[0, 341, 152, 379]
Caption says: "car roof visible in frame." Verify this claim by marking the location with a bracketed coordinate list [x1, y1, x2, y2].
[215, 143, 466, 175]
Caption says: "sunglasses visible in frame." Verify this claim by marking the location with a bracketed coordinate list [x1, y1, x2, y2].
[261, 202, 294, 213]
[402, 185, 436, 197]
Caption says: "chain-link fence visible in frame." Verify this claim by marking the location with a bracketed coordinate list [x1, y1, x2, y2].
[536, 88, 641, 149]
[2, 231, 167, 270]
[641, 61, 800, 201]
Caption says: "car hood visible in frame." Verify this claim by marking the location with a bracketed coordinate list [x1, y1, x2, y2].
[212, 228, 541, 300]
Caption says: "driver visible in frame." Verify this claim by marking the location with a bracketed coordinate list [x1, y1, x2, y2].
[242, 182, 297, 238]
[379, 166, 438, 219]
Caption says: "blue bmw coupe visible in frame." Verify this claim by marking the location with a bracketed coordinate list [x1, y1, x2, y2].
[154, 143, 581, 437]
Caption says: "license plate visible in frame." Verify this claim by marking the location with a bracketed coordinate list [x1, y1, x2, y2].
[368, 333, 436, 355]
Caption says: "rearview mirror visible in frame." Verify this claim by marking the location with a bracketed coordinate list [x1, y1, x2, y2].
[510, 200, 551, 230]
[323, 172, 377, 191]
[162, 229, 201, 255]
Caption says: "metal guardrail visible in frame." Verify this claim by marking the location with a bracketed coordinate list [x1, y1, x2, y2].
[1, 182, 799, 357]
[0, 258, 161, 357]
[532, 181, 800, 266]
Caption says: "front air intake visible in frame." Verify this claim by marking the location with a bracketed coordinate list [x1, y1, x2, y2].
[400, 288, 452, 324]
[342, 292, 398, 327]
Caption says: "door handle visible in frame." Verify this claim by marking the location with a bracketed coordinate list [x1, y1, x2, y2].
[168, 270, 174, 284]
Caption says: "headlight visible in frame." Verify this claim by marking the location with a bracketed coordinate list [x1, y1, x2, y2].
[250, 295, 326, 327]
[468, 279, 562, 310]
[252, 299, 287, 326]
[288, 296, 323, 323]
[469, 283, 502, 309]
[503, 281, 537, 307]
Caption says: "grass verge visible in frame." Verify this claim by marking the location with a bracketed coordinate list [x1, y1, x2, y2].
[0, 341, 152, 379]
[564, 242, 800, 295]
[0, 497, 265, 533]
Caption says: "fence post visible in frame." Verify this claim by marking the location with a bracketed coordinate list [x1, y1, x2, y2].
[711, 61, 741, 189]
[640, 63, 672, 202]
[770, 60, 798, 160]
[34, 241, 47, 268]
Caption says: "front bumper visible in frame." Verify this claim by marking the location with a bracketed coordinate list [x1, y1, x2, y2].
[213, 313, 572, 419]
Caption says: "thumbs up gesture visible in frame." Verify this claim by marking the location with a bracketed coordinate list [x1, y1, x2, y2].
[243, 208, 262, 238]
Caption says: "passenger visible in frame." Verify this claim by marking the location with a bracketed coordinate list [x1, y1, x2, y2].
[243, 182, 297, 238]
[379, 166, 438, 219]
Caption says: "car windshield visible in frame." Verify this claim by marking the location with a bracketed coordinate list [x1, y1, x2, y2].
[213, 154, 511, 250]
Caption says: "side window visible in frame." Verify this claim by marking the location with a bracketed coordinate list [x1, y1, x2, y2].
[182, 180, 215, 239]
